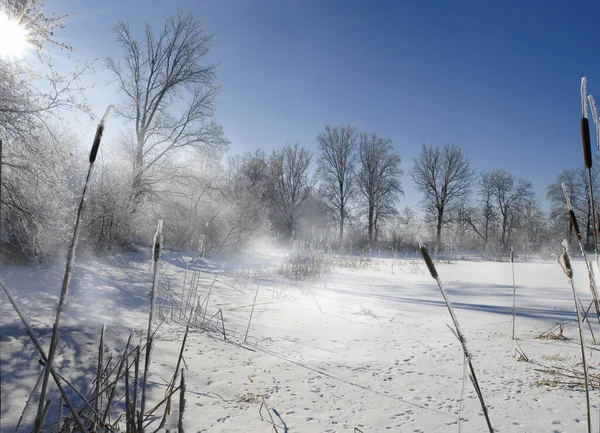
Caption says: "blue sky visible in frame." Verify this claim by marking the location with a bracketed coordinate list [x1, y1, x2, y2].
[47, 0, 600, 208]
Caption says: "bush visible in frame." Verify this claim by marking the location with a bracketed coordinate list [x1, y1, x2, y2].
[276, 251, 332, 281]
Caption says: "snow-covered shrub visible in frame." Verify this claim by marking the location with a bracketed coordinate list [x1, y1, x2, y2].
[1, 127, 86, 261]
[85, 163, 154, 251]
[276, 250, 332, 281]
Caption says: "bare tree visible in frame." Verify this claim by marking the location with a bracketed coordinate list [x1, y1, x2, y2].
[389, 205, 418, 249]
[106, 10, 229, 198]
[357, 133, 403, 245]
[316, 124, 358, 248]
[410, 143, 474, 247]
[486, 168, 534, 249]
[462, 172, 498, 246]
[521, 198, 544, 245]
[268, 143, 313, 240]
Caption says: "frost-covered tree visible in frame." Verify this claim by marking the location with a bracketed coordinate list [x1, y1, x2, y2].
[410, 143, 474, 247]
[210, 155, 271, 252]
[1, 1, 93, 260]
[106, 10, 229, 198]
[0, 0, 92, 141]
[357, 133, 403, 244]
[2, 126, 86, 259]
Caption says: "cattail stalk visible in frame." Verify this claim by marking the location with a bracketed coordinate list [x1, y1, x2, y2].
[200, 277, 217, 326]
[244, 269, 263, 343]
[140, 220, 163, 430]
[581, 78, 599, 267]
[34, 106, 113, 432]
[104, 333, 133, 425]
[157, 305, 194, 428]
[93, 324, 106, 430]
[133, 345, 140, 430]
[559, 245, 591, 433]
[40, 400, 51, 427]
[15, 367, 44, 432]
[562, 184, 600, 326]
[510, 247, 516, 340]
[181, 261, 189, 318]
[57, 395, 62, 432]
[419, 245, 493, 432]
[219, 308, 227, 340]
[178, 370, 186, 433]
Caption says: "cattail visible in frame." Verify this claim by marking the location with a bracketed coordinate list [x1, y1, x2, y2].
[89, 106, 113, 163]
[562, 184, 600, 329]
[558, 244, 591, 433]
[569, 210, 582, 241]
[582, 78, 592, 168]
[582, 118, 592, 168]
[89, 122, 104, 163]
[418, 244, 493, 432]
[561, 250, 573, 278]
[34, 106, 112, 433]
[419, 245, 438, 279]
[153, 220, 163, 262]
[141, 219, 163, 428]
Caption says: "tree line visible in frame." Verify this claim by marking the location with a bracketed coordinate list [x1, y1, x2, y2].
[0, 5, 595, 261]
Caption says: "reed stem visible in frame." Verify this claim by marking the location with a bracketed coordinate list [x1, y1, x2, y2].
[419, 245, 493, 432]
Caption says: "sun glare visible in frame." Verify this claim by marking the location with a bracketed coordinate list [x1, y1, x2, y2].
[0, 12, 30, 58]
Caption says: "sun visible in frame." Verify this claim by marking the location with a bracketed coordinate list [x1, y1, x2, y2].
[0, 12, 30, 58]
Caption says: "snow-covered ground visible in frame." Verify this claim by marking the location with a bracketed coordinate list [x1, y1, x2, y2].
[1, 249, 599, 432]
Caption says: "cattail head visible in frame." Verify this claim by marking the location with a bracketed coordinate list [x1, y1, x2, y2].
[89, 122, 104, 164]
[419, 244, 438, 280]
[582, 117, 592, 168]
[581, 78, 592, 168]
[88, 105, 114, 164]
[509, 247, 514, 263]
[153, 220, 163, 262]
[560, 248, 573, 279]
[568, 209, 582, 241]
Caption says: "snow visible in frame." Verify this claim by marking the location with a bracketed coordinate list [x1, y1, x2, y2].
[1, 250, 599, 432]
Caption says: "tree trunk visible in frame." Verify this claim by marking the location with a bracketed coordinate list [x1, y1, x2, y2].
[368, 204, 374, 245]
[132, 141, 145, 198]
[339, 215, 344, 251]
[586, 208, 592, 249]
[501, 212, 508, 249]
[436, 208, 443, 248]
